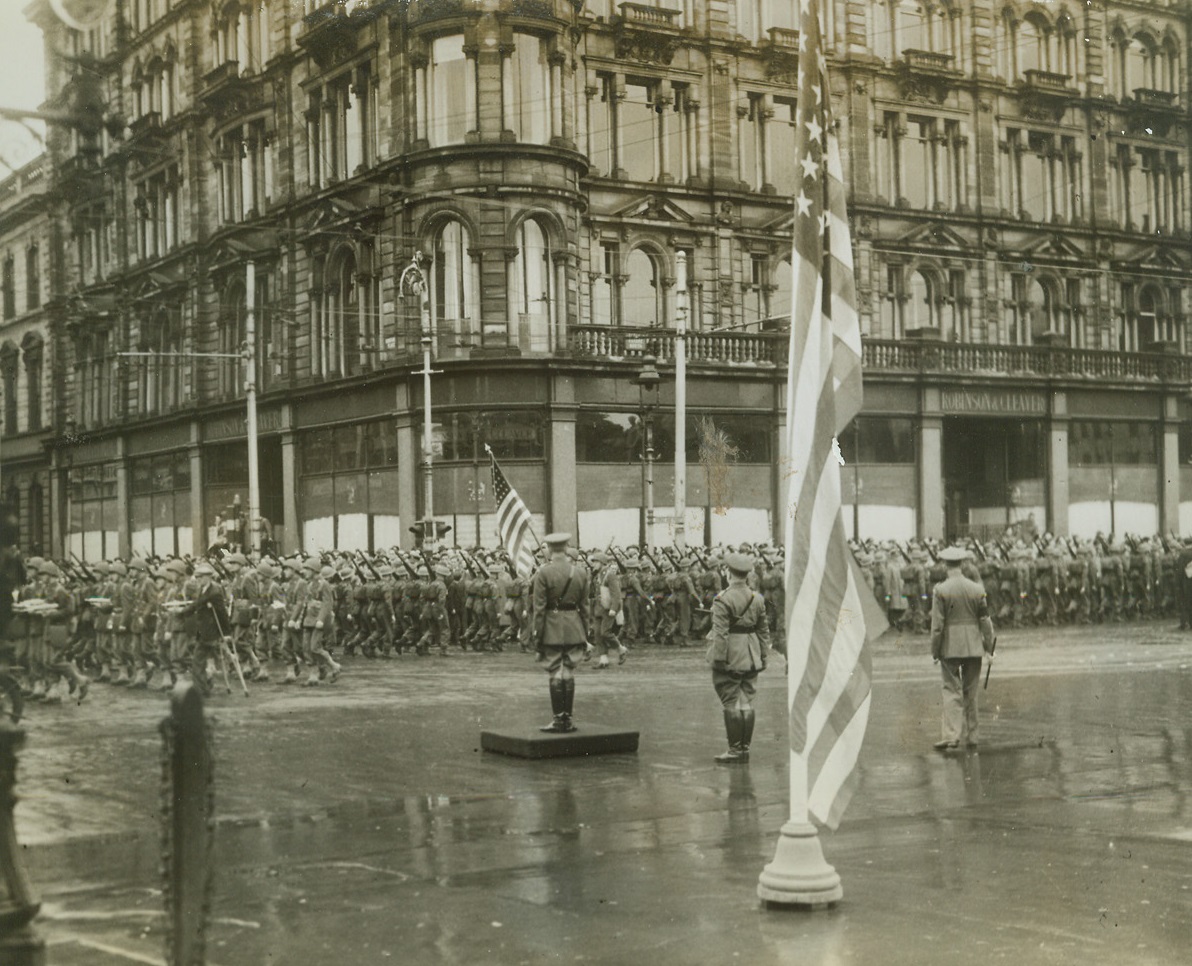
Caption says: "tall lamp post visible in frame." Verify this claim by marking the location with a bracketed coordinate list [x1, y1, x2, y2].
[400, 251, 438, 551]
[636, 356, 661, 548]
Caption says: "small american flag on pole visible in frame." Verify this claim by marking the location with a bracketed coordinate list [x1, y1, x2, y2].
[486, 445, 539, 577]
[782, 0, 871, 832]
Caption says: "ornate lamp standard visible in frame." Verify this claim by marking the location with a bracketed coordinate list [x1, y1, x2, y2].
[636, 355, 661, 548]
[400, 251, 438, 551]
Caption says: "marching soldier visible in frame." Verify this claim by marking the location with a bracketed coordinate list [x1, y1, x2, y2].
[592, 552, 626, 668]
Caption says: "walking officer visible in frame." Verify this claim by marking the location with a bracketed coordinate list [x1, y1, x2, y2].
[930, 546, 996, 752]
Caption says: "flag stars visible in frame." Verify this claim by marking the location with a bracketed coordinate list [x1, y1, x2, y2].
[800, 155, 819, 181]
[796, 191, 813, 217]
[806, 116, 823, 144]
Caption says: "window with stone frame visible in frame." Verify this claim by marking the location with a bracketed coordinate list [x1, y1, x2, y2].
[738, 0, 798, 43]
[1002, 128, 1082, 223]
[217, 281, 246, 397]
[1, 255, 13, 320]
[622, 247, 665, 328]
[25, 245, 39, 311]
[138, 309, 182, 415]
[876, 113, 965, 210]
[135, 165, 181, 259]
[430, 220, 478, 345]
[217, 122, 272, 223]
[76, 330, 112, 428]
[427, 35, 471, 148]
[213, 1, 270, 75]
[1116, 145, 1183, 234]
[507, 33, 552, 146]
[591, 241, 619, 327]
[513, 217, 554, 352]
[22, 334, 41, 432]
[0, 344, 17, 434]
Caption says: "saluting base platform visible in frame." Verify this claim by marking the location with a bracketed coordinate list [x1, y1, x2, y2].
[481, 723, 640, 759]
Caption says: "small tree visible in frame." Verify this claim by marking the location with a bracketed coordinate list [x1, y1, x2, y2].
[697, 416, 739, 516]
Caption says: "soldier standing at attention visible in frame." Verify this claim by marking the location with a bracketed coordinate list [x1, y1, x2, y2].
[706, 552, 771, 764]
[930, 546, 997, 752]
[531, 532, 591, 733]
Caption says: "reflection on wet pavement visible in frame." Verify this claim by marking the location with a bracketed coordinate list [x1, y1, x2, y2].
[16, 624, 1192, 964]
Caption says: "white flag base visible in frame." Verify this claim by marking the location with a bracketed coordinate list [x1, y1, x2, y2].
[756, 820, 843, 907]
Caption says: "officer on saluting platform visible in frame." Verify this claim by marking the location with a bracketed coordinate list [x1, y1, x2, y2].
[531, 532, 591, 733]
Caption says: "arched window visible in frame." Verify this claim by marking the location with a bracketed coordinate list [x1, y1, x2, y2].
[1017, 15, 1045, 76]
[907, 269, 936, 330]
[1137, 287, 1159, 347]
[897, 1, 928, 53]
[1125, 35, 1154, 94]
[21, 332, 42, 431]
[513, 218, 553, 351]
[1161, 38, 1180, 94]
[0, 342, 17, 435]
[623, 248, 663, 328]
[431, 220, 478, 342]
[218, 281, 246, 397]
[1026, 277, 1055, 340]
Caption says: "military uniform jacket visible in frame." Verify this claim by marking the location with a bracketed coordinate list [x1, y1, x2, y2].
[531, 557, 590, 646]
[302, 577, 335, 628]
[186, 581, 231, 644]
[929, 573, 996, 661]
[705, 582, 770, 673]
[598, 566, 623, 614]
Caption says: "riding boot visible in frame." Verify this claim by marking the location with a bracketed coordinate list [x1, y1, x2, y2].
[714, 710, 746, 763]
[540, 679, 569, 732]
[739, 708, 755, 761]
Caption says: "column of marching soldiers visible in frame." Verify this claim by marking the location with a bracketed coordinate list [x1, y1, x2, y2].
[7, 528, 1191, 707]
[2, 542, 787, 706]
[855, 532, 1192, 632]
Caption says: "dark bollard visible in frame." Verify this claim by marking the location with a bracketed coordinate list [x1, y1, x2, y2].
[160, 680, 214, 966]
[0, 719, 45, 966]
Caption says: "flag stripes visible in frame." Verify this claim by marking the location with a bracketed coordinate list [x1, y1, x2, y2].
[487, 446, 538, 577]
[782, 0, 872, 831]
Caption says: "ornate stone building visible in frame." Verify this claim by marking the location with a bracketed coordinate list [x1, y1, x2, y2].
[10, 0, 1192, 556]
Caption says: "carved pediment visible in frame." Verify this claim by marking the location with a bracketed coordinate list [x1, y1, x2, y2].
[611, 193, 694, 223]
[1021, 233, 1085, 260]
[895, 221, 970, 250]
[1124, 243, 1191, 272]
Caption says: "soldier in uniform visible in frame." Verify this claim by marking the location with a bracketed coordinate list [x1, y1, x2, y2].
[930, 546, 996, 752]
[181, 561, 229, 696]
[591, 552, 626, 668]
[531, 532, 591, 733]
[300, 563, 342, 685]
[621, 557, 649, 645]
[705, 552, 771, 764]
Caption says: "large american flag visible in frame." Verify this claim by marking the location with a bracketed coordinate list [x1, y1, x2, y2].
[783, 0, 872, 831]
[486, 445, 538, 577]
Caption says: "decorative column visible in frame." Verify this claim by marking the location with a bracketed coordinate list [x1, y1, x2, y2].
[550, 374, 578, 536]
[412, 54, 428, 145]
[657, 92, 674, 182]
[280, 426, 298, 554]
[1163, 392, 1181, 534]
[549, 52, 564, 142]
[189, 422, 203, 552]
[919, 387, 944, 539]
[1048, 393, 1069, 537]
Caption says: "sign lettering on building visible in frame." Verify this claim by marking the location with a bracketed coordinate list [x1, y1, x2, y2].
[205, 408, 283, 442]
[939, 390, 1047, 416]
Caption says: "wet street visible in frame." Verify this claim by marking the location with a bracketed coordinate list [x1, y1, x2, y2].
[15, 624, 1192, 966]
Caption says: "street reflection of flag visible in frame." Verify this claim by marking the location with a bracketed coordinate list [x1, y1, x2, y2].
[784, 0, 873, 831]
[486, 445, 538, 577]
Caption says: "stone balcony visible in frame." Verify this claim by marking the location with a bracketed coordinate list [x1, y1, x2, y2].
[568, 325, 784, 367]
[862, 338, 1192, 385]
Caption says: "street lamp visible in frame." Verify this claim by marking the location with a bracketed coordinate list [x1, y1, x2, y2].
[400, 251, 438, 551]
[636, 355, 661, 548]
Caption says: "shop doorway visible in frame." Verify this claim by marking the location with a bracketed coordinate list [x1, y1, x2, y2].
[943, 418, 1046, 542]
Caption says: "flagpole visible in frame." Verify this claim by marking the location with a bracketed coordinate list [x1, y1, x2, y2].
[757, 0, 845, 910]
